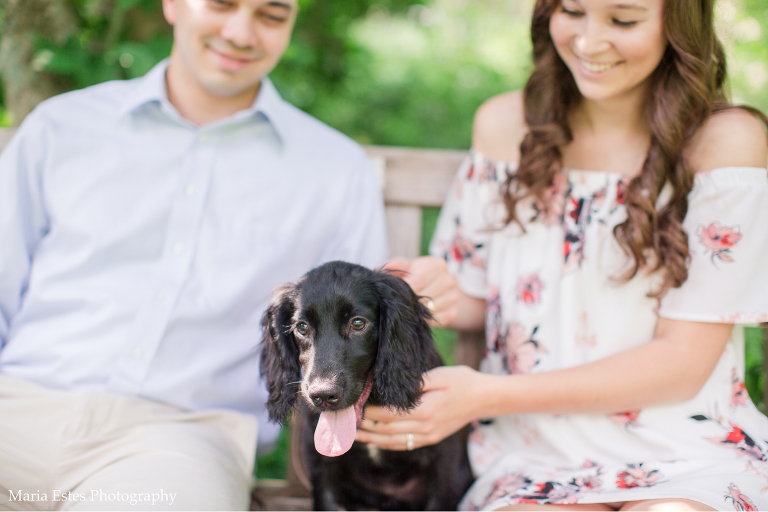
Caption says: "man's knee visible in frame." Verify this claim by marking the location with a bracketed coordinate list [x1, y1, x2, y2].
[63, 448, 253, 511]
[62, 412, 256, 511]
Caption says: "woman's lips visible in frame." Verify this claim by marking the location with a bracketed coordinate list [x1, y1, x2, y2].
[578, 58, 622, 75]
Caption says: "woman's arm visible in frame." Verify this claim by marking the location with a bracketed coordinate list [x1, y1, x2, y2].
[357, 317, 732, 450]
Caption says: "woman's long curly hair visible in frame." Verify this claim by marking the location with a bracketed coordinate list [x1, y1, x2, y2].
[505, 0, 767, 297]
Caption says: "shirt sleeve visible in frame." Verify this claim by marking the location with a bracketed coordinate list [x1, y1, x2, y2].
[316, 149, 388, 269]
[0, 112, 51, 347]
[658, 167, 768, 324]
[428, 152, 503, 299]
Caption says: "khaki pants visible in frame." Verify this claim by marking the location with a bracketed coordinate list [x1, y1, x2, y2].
[0, 374, 258, 511]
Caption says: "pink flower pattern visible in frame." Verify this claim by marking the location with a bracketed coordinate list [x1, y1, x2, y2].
[692, 415, 766, 461]
[466, 158, 500, 184]
[724, 483, 757, 511]
[530, 172, 569, 226]
[517, 272, 544, 307]
[575, 312, 597, 348]
[468, 420, 485, 446]
[484, 287, 547, 375]
[502, 323, 547, 374]
[514, 482, 581, 505]
[569, 474, 603, 493]
[609, 410, 641, 428]
[732, 369, 749, 408]
[616, 463, 663, 489]
[485, 287, 503, 354]
[698, 223, 742, 263]
[481, 473, 533, 509]
[445, 222, 486, 269]
[560, 181, 612, 274]
[482, 462, 605, 507]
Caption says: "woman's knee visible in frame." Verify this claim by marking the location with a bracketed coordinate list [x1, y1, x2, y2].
[619, 498, 716, 511]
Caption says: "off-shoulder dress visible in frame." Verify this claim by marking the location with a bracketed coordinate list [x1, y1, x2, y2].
[429, 151, 768, 510]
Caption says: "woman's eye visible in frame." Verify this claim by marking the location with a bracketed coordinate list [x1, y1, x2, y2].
[350, 318, 367, 331]
[612, 18, 638, 27]
[561, 7, 583, 17]
[295, 322, 310, 336]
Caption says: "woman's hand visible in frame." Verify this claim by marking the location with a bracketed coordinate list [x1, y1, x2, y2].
[355, 365, 484, 450]
[384, 256, 489, 331]
[384, 256, 459, 327]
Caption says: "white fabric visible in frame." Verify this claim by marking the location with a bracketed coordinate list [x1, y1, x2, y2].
[0, 373, 257, 511]
[0, 60, 388, 453]
[430, 151, 768, 510]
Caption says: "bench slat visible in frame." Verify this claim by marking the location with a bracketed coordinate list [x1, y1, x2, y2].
[366, 145, 464, 207]
[385, 204, 422, 259]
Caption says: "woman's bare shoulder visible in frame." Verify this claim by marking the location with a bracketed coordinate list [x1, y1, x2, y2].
[472, 91, 527, 164]
[686, 107, 768, 173]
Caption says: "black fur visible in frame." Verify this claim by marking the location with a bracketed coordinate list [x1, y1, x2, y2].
[260, 261, 473, 510]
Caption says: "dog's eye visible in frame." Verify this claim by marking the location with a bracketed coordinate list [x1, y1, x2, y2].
[295, 322, 310, 336]
[350, 318, 367, 331]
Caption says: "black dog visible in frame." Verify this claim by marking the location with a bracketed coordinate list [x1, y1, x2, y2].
[260, 261, 473, 510]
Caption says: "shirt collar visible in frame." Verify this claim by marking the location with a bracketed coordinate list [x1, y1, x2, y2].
[118, 59, 290, 146]
[237, 77, 290, 146]
[118, 59, 170, 118]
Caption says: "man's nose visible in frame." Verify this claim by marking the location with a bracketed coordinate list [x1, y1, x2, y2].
[221, 9, 258, 50]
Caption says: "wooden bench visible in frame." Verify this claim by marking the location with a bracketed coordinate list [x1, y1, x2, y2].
[0, 128, 765, 510]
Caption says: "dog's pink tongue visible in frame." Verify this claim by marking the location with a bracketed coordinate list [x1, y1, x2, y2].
[314, 406, 357, 457]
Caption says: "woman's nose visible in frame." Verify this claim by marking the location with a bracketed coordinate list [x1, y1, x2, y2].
[574, 19, 612, 56]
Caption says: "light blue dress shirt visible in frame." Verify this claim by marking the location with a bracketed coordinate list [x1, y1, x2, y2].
[0, 60, 388, 452]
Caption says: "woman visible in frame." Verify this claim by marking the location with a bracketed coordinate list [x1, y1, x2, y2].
[356, 0, 768, 509]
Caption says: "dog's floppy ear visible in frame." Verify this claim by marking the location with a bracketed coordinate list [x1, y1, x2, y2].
[371, 270, 443, 410]
[259, 283, 301, 424]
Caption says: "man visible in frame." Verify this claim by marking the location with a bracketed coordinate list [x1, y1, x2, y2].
[0, 0, 387, 509]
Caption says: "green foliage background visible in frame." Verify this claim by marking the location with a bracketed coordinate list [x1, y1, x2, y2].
[2, 0, 766, 140]
[0, 0, 766, 480]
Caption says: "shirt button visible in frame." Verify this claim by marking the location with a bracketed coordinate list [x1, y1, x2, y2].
[173, 243, 184, 255]
[133, 348, 143, 360]
[186, 185, 196, 196]
[200, 134, 209, 143]
[157, 291, 167, 301]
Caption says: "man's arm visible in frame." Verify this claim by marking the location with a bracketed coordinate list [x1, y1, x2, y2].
[0, 114, 50, 347]
[315, 150, 388, 268]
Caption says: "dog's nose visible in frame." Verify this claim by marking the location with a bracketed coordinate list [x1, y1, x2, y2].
[308, 384, 343, 409]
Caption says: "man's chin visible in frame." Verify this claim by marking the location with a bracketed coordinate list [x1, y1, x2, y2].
[200, 75, 264, 99]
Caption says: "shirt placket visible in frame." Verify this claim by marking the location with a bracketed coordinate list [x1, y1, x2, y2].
[108, 131, 216, 395]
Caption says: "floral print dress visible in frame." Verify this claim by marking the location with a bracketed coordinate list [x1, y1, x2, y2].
[430, 151, 768, 511]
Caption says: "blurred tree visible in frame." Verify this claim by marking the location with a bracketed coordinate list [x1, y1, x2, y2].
[2, 0, 764, 141]
[0, 0, 79, 124]
[0, 0, 173, 125]
[0, 0, 423, 127]
[717, 0, 768, 111]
